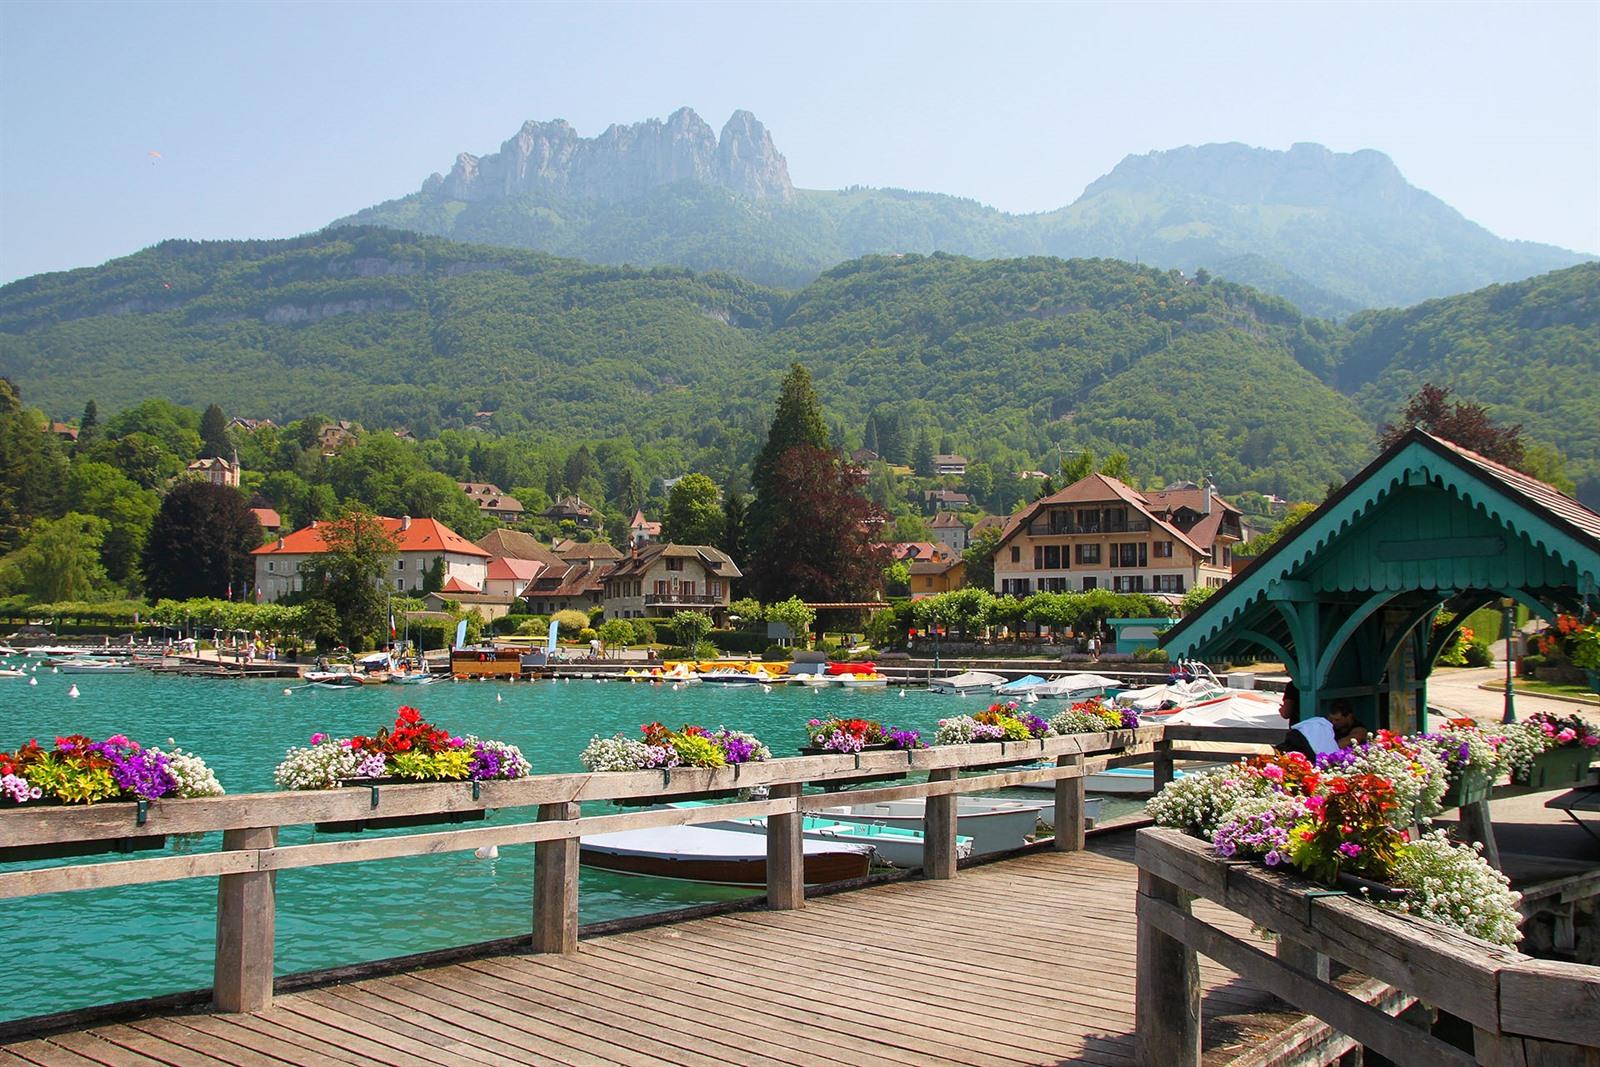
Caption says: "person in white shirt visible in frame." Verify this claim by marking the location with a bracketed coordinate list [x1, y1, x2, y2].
[1278, 684, 1367, 757]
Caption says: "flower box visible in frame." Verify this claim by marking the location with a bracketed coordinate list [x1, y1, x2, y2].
[1335, 871, 1412, 903]
[583, 723, 770, 805]
[0, 799, 170, 864]
[1514, 746, 1595, 790]
[612, 788, 742, 808]
[313, 777, 492, 834]
[797, 745, 908, 790]
[1438, 768, 1494, 809]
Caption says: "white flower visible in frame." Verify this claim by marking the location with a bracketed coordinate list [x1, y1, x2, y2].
[151, 747, 224, 798]
[1383, 830, 1523, 946]
[935, 717, 979, 745]
[274, 741, 360, 790]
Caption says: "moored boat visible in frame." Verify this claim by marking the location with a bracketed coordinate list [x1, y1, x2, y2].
[702, 813, 973, 869]
[1031, 673, 1123, 700]
[813, 796, 1043, 854]
[929, 671, 1006, 695]
[578, 825, 873, 886]
[994, 674, 1047, 696]
[57, 658, 138, 674]
[837, 673, 888, 689]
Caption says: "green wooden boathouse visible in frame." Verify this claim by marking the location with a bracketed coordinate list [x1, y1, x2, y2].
[1161, 428, 1600, 729]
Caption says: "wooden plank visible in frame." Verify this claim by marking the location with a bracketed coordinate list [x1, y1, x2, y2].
[300, 987, 528, 1067]
[76, 1025, 217, 1067]
[764, 782, 804, 910]
[162, 1014, 340, 1067]
[532, 801, 580, 955]
[1498, 959, 1600, 1047]
[374, 973, 606, 1065]
[37, 1031, 170, 1067]
[923, 768, 959, 879]
[1, 1041, 108, 1067]
[1135, 867, 1200, 1067]
[123, 1017, 307, 1067]
[194, 1012, 388, 1066]
[1055, 753, 1086, 852]
[213, 826, 277, 1014]
[0, 852, 258, 901]
[1138, 893, 1477, 1067]
[272, 997, 487, 1067]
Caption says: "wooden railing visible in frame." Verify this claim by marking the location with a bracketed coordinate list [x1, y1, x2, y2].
[0, 727, 1160, 1017]
[1135, 827, 1600, 1067]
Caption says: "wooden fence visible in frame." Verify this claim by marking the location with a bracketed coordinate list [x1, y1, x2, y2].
[1134, 827, 1600, 1067]
[0, 728, 1160, 1016]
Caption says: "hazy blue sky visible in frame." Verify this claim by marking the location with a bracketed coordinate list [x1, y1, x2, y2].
[2, 0, 1596, 283]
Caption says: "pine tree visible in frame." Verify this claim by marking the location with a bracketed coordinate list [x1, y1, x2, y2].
[76, 399, 99, 452]
[912, 430, 936, 478]
[719, 489, 748, 573]
[752, 364, 829, 493]
[878, 408, 908, 465]
[861, 411, 880, 456]
[200, 403, 230, 459]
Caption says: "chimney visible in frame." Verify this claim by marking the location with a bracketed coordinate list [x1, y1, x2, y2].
[401, 515, 412, 531]
[1203, 482, 1214, 516]
[276, 537, 285, 551]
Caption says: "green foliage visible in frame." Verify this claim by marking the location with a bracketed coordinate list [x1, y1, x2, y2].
[1179, 585, 1221, 615]
[596, 618, 634, 649]
[551, 609, 589, 637]
[729, 597, 763, 623]
[961, 525, 1004, 592]
[764, 597, 816, 643]
[296, 506, 397, 647]
[0, 513, 112, 602]
[0, 378, 68, 551]
[1235, 501, 1317, 558]
[673, 610, 714, 654]
[141, 481, 262, 601]
[662, 473, 725, 545]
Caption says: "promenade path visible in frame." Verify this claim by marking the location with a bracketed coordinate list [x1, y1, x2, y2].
[1, 838, 1284, 1067]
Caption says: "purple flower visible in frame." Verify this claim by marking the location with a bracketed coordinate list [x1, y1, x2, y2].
[352, 754, 387, 779]
[716, 732, 758, 764]
[1021, 714, 1050, 739]
[1336, 841, 1363, 859]
[887, 729, 922, 750]
[468, 745, 503, 780]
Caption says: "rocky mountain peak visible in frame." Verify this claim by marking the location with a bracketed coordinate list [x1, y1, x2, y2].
[429, 108, 793, 205]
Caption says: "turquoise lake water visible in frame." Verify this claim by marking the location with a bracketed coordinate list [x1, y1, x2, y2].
[1, 667, 1008, 1023]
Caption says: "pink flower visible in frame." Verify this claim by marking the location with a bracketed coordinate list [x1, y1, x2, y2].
[1557, 728, 1577, 743]
[310, 732, 326, 745]
[1541, 723, 1557, 736]
[1582, 736, 1600, 748]
[1260, 764, 1284, 781]
[1305, 795, 1325, 811]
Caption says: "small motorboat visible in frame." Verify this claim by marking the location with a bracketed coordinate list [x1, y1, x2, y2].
[386, 671, 436, 686]
[697, 669, 764, 687]
[57, 658, 137, 674]
[305, 667, 364, 688]
[703, 813, 973, 869]
[814, 797, 1044, 855]
[1031, 673, 1123, 700]
[838, 673, 889, 689]
[994, 674, 1047, 697]
[1085, 765, 1198, 795]
[27, 646, 80, 658]
[578, 825, 873, 886]
[1116, 678, 1227, 711]
[1139, 689, 1285, 729]
[929, 671, 1007, 695]
[0, 645, 20, 657]
[0, 667, 27, 678]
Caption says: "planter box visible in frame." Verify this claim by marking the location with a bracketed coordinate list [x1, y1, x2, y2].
[0, 831, 167, 865]
[1513, 747, 1595, 790]
[1335, 871, 1411, 903]
[1439, 768, 1494, 809]
[313, 777, 489, 833]
[950, 741, 1047, 772]
[612, 789, 741, 808]
[798, 745, 909, 791]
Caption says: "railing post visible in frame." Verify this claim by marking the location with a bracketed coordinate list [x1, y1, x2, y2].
[1153, 737, 1175, 792]
[1276, 936, 1330, 982]
[213, 826, 276, 1013]
[766, 782, 805, 910]
[1458, 800, 1502, 871]
[924, 768, 959, 879]
[1053, 753, 1085, 852]
[533, 801, 580, 954]
[1135, 866, 1200, 1067]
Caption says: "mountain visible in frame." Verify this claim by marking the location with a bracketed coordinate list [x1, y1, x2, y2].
[337, 110, 1591, 313]
[0, 228, 1373, 500]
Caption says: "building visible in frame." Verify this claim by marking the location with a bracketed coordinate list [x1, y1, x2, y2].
[476, 528, 566, 572]
[318, 421, 357, 456]
[249, 508, 282, 537]
[484, 556, 542, 599]
[545, 494, 599, 530]
[629, 509, 662, 546]
[971, 514, 1008, 538]
[909, 556, 966, 598]
[422, 588, 517, 623]
[524, 559, 612, 616]
[988, 473, 1234, 600]
[1143, 483, 1246, 572]
[602, 543, 741, 622]
[458, 482, 526, 524]
[49, 422, 78, 442]
[185, 455, 240, 488]
[883, 541, 955, 563]
[554, 539, 624, 564]
[924, 488, 971, 513]
[227, 417, 274, 433]
[850, 447, 881, 465]
[934, 454, 968, 477]
[930, 511, 969, 552]
[251, 515, 489, 601]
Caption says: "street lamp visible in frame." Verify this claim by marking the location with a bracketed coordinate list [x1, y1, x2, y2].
[1500, 596, 1517, 724]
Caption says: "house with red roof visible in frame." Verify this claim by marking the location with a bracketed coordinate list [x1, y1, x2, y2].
[250, 515, 490, 602]
[249, 507, 282, 537]
[484, 556, 542, 599]
[628, 509, 662, 546]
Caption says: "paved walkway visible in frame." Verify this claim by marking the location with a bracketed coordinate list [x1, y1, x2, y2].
[1426, 667, 1598, 726]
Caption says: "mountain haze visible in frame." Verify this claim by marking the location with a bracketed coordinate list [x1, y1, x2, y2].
[337, 110, 1590, 315]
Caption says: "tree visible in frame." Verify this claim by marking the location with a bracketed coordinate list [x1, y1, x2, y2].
[552, 609, 589, 637]
[1060, 449, 1095, 484]
[673, 609, 713, 654]
[0, 379, 68, 551]
[141, 481, 263, 601]
[719, 489, 748, 572]
[1179, 585, 1220, 615]
[1380, 383, 1526, 470]
[76, 400, 99, 453]
[0, 513, 111, 602]
[751, 364, 829, 496]
[882, 559, 910, 596]
[764, 597, 816, 646]
[912, 430, 936, 478]
[751, 445, 887, 602]
[200, 403, 230, 459]
[65, 461, 159, 585]
[1235, 501, 1316, 558]
[729, 597, 763, 623]
[861, 411, 880, 456]
[962, 462, 994, 505]
[297, 506, 397, 648]
[962, 525, 1004, 591]
[596, 618, 634, 654]
[1099, 452, 1132, 482]
[422, 555, 445, 593]
[663, 474, 725, 545]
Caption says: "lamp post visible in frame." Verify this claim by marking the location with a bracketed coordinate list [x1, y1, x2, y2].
[1501, 596, 1517, 725]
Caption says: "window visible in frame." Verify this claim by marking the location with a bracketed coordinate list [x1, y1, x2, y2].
[1155, 575, 1185, 593]
[1080, 576, 1096, 590]
[1034, 546, 1043, 570]
[1010, 546, 1021, 563]
[395, 578, 405, 590]
[396, 559, 405, 570]
[1002, 578, 1031, 595]
[1153, 541, 1173, 558]
[1044, 577, 1070, 592]
[708, 580, 722, 598]
[1113, 575, 1145, 593]
[1043, 545, 1061, 569]
[1221, 547, 1232, 566]
[655, 580, 670, 596]
[267, 561, 275, 573]
[1075, 544, 1101, 565]
[666, 558, 684, 572]
[1111, 542, 1145, 568]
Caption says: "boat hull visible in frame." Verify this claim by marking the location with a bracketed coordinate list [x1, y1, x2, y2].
[579, 844, 870, 887]
[816, 800, 1041, 855]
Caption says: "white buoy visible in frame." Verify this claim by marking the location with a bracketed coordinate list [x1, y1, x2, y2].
[761, 684, 772, 694]
[67, 684, 80, 698]
[474, 844, 499, 860]
[283, 688, 293, 695]
[28, 677, 37, 686]
[496, 692, 503, 702]
[671, 683, 682, 692]
[899, 689, 907, 697]
[51, 666, 58, 674]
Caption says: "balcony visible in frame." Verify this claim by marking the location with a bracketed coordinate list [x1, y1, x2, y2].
[643, 593, 726, 609]
[1026, 517, 1151, 537]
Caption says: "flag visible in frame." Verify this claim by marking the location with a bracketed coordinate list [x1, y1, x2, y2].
[226, 582, 233, 601]
[254, 584, 263, 603]
[389, 605, 397, 639]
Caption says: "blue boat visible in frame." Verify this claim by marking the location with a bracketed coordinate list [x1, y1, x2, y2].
[994, 674, 1047, 696]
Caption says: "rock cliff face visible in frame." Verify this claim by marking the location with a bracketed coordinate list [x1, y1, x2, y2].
[431, 107, 793, 204]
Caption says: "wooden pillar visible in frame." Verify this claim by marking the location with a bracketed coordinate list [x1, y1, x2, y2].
[1276, 936, 1330, 982]
[1135, 867, 1200, 1067]
[533, 801, 580, 954]
[924, 768, 959, 879]
[1152, 739, 1175, 792]
[1458, 801, 1502, 871]
[766, 782, 805, 910]
[213, 826, 276, 1013]
[1054, 754, 1086, 852]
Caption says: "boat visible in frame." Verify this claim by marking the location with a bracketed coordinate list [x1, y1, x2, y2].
[928, 671, 1007, 695]
[837, 673, 888, 689]
[702, 812, 973, 869]
[26, 646, 80, 658]
[794, 673, 837, 687]
[0, 667, 27, 678]
[578, 825, 873, 886]
[1031, 673, 1123, 700]
[1140, 689, 1285, 730]
[0, 645, 20, 657]
[1084, 766, 1196, 795]
[57, 658, 138, 674]
[386, 670, 436, 686]
[1115, 678, 1227, 711]
[305, 666, 364, 688]
[988, 794, 1105, 828]
[993, 674, 1047, 697]
[697, 669, 764, 687]
[813, 797, 1044, 855]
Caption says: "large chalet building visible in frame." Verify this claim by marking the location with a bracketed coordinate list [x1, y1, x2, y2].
[252, 516, 489, 601]
[990, 475, 1241, 600]
[602, 543, 740, 623]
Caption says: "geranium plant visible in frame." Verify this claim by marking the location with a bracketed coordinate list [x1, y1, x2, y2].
[1315, 730, 1448, 820]
[935, 701, 1050, 745]
[1, 735, 223, 805]
[580, 722, 770, 772]
[803, 717, 924, 752]
[274, 706, 531, 790]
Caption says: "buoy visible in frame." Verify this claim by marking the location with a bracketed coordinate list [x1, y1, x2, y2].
[474, 844, 499, 860]
[283, 688, 292, 696]
[496, 692, 503, 703]
[761, 684, 772, 694]
[899, 689, 907, 698]
[671, 683, 682, 692]
[67, 684, 80, 698]
[51, 666, 58, 674]
[28, 677, 37, 686]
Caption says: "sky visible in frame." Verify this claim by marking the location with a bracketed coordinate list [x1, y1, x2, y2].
[1, 0, 1597, 283]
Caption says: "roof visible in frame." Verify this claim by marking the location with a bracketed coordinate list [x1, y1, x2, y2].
[553, 539, 624, 561]
[1427, 432, 1600, 544]
[49, 422, 78, 440]
[1144, 486, 1243, 517]
[476, 529, 565, 569]
[423, 591, 514, 605]
[991, 473, 1208, 558]
[252, 516, 490, 557]
[930, 512, 967, 529]
[909, 557, 964, 576]
[530, 561, 615, 598]
[608, 542, 743, 581]
[439, 575, 481, 593]
[187, 456, 237, 471]
[629, 509, 662, 535]
[971, 515, 1007, 534]
[487, 557, 543, 582]
[934, 454, 968, 465]
[249, 508, 282, 528]
[546, 494, 596, 516]
[883, 541, 950, 562]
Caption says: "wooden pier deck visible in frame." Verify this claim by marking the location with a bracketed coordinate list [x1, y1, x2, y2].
[1, 839, 1287, 1067]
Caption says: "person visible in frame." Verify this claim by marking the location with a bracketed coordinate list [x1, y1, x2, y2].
[1326, 699, 1369, 749]
[1277, 685, 1369, 757]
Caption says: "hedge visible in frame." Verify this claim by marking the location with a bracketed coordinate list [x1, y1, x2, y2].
[711, 630, 770, 654]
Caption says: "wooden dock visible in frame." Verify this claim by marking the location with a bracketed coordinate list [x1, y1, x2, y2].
[0, 839, 1288, 1067]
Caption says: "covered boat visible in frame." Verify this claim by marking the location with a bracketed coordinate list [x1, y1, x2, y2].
[1141, 689, 1285, 729]
[813, 797, 1043, 854]
[929, 671, 1007, 695]
[993, 674, 1047, 696]
[700, 813, 972, 869]
[579, 825, 873, 886]
[1031, 673, 1123, 700]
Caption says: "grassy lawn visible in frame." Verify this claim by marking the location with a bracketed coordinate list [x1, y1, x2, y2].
[1513, 678, 1599, 702]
